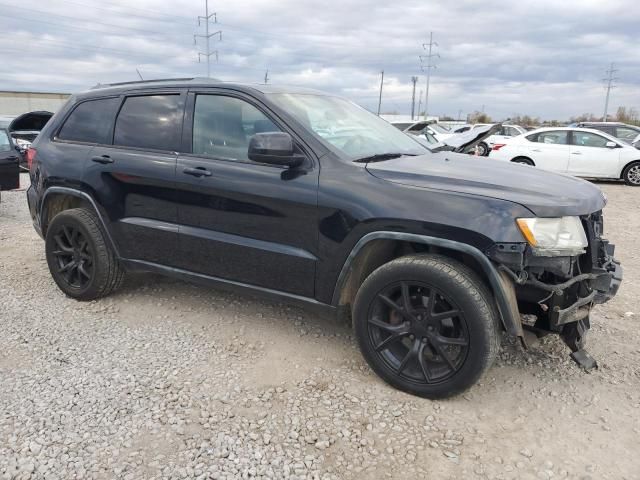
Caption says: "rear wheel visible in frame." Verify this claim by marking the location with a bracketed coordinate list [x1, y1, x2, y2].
[353, 255, 500, 399]
[45, 208, 125, 300]
[512, 157, 534, 166]
[477, 142, 489, 156]
[622, 162, 640, 186]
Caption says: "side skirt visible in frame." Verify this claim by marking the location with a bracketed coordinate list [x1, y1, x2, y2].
[121, 259, 336, 318]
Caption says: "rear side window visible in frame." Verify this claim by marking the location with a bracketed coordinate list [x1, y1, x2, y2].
[57, 97, 119, 144]
[114, 95, 182, 151]
[0, 130, 11, 151]
[526, 131, 568, 144]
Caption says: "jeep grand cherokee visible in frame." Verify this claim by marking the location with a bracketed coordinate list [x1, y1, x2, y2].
[26, 78, 622, 398]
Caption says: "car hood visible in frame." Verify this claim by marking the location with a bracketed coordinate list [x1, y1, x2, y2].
[366, 152, 606, 217]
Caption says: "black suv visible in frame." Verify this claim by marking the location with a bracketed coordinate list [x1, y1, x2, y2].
[27, 78, 622, 398]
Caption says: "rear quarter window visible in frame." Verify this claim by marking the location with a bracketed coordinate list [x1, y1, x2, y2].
[57, 97, 120, 144]
[113, 94, 183, 151]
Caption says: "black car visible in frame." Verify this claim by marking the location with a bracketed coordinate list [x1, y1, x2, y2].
[572, 122, 640, 143]
[27, 78, 622, 398]
[0, 128, 20, 201]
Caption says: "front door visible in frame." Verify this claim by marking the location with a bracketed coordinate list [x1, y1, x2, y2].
[83, 92, 185, 265]
[174, 91, 319, 298]
[568, 130, 620, 178]
[0, 129, 20, 191]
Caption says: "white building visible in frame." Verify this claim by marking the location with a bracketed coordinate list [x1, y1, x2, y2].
[0, 90, 71, 117]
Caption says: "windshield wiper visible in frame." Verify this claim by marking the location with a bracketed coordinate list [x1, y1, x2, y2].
[352, 153, 416, 163]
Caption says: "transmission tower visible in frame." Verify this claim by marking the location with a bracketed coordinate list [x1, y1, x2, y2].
[419, 32, 439, 120]
[194, 0, 221, 77]
[602, 63, 618, 121]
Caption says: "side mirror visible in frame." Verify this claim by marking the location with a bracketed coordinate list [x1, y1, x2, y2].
[248, 132, 304, 168]
[605, 141, 618, 148]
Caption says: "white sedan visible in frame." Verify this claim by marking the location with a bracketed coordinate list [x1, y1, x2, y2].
[489, 127, 640, 186]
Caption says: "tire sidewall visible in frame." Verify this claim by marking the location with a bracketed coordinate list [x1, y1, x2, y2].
[623, 162, 640, 186]
[353, 257, 497, 398]
[45, 211, 103, 299]
[478, 143, 489, 156]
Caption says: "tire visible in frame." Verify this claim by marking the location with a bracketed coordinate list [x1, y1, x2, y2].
[477, 142, 489, 157]
[622, 161, 640, 186]
[45, 208, 125, 300]
[353, 254, 500, 399]
[512, 157, 534, 166]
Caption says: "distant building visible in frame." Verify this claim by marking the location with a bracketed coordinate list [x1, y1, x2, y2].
[0, 90, 71, 117]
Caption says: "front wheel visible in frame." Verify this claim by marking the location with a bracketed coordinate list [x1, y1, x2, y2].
[353, 255, 500, 399]
[622, 162, 640, 186]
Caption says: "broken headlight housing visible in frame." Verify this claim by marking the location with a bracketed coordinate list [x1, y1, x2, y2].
[516, 216, 588, 257]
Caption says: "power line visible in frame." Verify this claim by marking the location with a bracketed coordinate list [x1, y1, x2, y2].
[419, 32, 439, 120]
[194, 0, 221, 78]
[602, 62, 618, 121]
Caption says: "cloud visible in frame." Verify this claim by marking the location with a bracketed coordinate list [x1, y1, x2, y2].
[0, 0, 637, 120]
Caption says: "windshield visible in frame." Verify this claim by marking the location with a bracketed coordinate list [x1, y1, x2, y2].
[268, 93, 426, 159]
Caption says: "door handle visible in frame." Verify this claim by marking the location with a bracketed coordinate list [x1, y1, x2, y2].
[91, 155, 114, 164]
[571, 152, 582, 155]
[531, 149, 541, 152]
[183, 166, 212, 177]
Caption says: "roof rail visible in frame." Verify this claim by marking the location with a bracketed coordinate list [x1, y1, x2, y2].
[90, 77, 221, 89]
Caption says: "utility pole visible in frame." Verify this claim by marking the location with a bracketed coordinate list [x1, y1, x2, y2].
[194, 0, 222, 77]
[410, 76, 418, 120]
[603, 63, 618, 121]
[457, 109, 462, 121]
[417, 89, 423, 119]
[377, 70, 384, 116]
[420, 32, 439, 120]
[264, 70, 269, 84]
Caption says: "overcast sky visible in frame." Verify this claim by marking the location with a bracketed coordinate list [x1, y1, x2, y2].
[1, 0, 638, 120]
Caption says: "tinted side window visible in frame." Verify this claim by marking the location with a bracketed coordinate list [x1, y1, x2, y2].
[58, 97, 119, 144]
[616, 127, 639, 141]
[114, 95, 182, 151]
[192, 95, 281, 161]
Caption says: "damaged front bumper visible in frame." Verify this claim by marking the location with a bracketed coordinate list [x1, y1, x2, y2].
[487, 211, 623, 369]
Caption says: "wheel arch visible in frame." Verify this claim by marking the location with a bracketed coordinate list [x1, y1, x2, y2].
[40, 186, 120, 257]
[620, 159, 640, 179]
[511, 156, 535, 166]
[331, 231, 522, 338]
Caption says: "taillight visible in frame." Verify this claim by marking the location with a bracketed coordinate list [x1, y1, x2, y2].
[492, 144, 506, 151]
[25, 147, 37, 171]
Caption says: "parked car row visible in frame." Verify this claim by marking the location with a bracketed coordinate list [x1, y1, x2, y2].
[0, 128, 21, 202]
[489, 126, 640, 185]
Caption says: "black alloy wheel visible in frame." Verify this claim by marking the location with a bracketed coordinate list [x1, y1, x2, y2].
[50, 224, 94, 289]
[353, 255, 500, 398]
[367, 281, 469, 384]
[45, 208, 125, 300]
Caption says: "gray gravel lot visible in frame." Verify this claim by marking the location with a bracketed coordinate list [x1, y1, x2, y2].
[1, 174, 639, 479]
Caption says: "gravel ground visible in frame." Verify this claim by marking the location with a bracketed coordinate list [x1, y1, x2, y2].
[1, 174, 639, 480]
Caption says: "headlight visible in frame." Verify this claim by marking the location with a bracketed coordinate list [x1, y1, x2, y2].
[516, 216, 588, 256]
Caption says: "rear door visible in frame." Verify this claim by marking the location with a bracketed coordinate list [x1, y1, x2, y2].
[0, 129, 19, 191]
[173, 90, 319, 297]
[568, 130, 620, 178]
[84, 91, 184, 265]
[526, 130, 570, 172]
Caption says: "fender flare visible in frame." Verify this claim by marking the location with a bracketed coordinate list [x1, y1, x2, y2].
[331, 231, 523, 338]
[40, 186, 121, 257]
